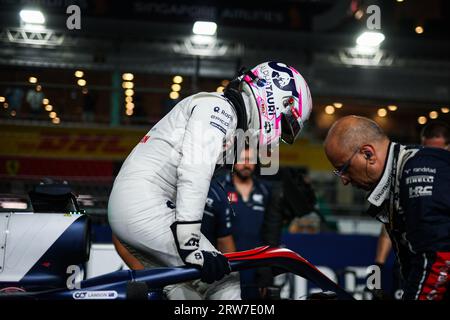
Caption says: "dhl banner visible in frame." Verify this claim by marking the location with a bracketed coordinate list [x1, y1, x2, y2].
[0, 124, 333, 171]
[0, 124, 145, 161]
[279, 140, 333, 171]
[0, 156, 115, 179]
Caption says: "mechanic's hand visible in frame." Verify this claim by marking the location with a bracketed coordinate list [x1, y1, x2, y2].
[170, 221, 231, 284]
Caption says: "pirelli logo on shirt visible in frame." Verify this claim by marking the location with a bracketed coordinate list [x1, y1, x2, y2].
[405, 175, 434, 185]
[406, 174, 434, 198]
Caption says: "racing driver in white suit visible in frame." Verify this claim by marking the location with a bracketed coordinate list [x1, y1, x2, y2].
[108, 61, 313, 299]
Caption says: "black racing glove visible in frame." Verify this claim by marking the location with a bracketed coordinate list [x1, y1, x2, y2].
[170, 221, 231, 284]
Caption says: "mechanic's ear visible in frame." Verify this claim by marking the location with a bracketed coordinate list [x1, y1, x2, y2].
[364, 151, 372, 160]
[361, 145, 376, 164]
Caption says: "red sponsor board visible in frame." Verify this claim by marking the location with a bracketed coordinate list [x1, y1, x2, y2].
[0, 156, 114, 179]
[0, 124, 146, 160]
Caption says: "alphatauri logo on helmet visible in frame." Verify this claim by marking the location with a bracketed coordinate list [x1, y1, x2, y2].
[268, 62, 300, 98]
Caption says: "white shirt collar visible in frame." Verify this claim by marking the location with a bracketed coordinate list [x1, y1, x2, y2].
[367, 142, 396, 207]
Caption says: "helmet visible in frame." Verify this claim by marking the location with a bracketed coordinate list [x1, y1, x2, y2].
[241, 61, 312, 146]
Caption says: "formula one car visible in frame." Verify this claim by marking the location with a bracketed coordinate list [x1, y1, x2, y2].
[0, 180, 90, 294]
[0, 180, 354, 300]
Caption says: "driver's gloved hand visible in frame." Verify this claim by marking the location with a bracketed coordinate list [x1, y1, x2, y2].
[198, 250, 231, 284]
[170, 221, 231, 284]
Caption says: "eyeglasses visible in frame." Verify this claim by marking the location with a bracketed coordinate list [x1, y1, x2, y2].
[333, 148, 359, 177]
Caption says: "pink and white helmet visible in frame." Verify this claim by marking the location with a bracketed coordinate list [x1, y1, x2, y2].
[241, 61, 312, 146]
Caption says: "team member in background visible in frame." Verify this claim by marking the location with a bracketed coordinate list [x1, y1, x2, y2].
[324, 115, 450, 300]
[420, 121, 450, 150]
[263, 167, 334, 244]
[374, 120, 450, 298]
[108, 61, 312, 299]
[201, 180, 236, 254]
[201, 145, 272, 299]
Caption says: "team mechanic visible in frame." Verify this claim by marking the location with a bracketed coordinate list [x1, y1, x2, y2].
[324, 116, 450, 300]
[108, 61, 312, 299]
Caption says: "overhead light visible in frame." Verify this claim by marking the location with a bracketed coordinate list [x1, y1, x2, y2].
[191, 34, 215, 45]
[125, 89, 134, 97]
[193, 21, 217, 36]
[125, 109, 133, 116]
[36, 85, 42, 92]
[0, 201, 27, 210]
[82, 87, 88, 95]
[29, 76, 37, 84]
[3, 103, 8, 109]
[377, 108, 387, 117]
[171, 84, 181, 92]
[122, 81, 134, 89]
[415, 26, 424, 34]
[429, 111, 438, 119]
[125, 103, 134, 110]
[173, 76, 183, 84]
[441, 107, 449, 114]
[325, 105, 335, 115]
[23, 23, 45, 31]
[45, 104, 53, 112]
[125, 96, 133, 103]
[77, 79, 87, 86]
[122, 73, 134, 81]
[169, 91, 180, 100]
[418, 116, 427, 125]
[42, 98, 49, 105]
[387, 105, 398, 111]
[0, 96, 5, 103]
[396, 0, 404, 2]
[333, 102, 343, 109]
[10, 110, 16, 117]
[74, 70, 84, 78]
[19, 9, 45, 24]
[356, 31, 385, 47]
[52, 117, 60, 124]
[49, 111, 57, 119]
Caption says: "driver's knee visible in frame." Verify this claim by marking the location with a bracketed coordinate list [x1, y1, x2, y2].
[164, 283, 203, 300]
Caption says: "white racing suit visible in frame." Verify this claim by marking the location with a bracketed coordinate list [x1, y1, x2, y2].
[108, 90, 259, 299]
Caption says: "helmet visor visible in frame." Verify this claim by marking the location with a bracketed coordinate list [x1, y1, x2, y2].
[280, 102, 303, 145]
